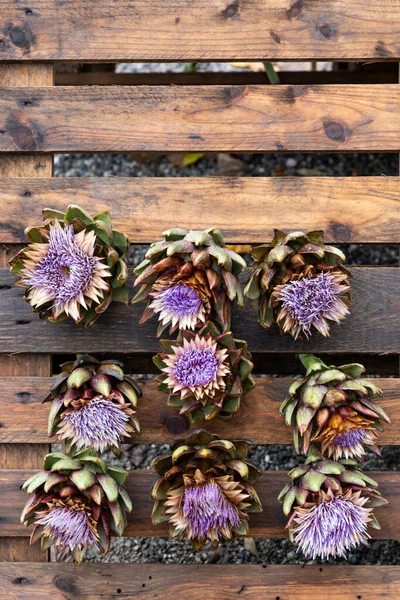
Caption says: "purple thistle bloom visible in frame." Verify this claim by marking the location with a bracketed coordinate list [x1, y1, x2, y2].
[59, 397, 129, 451]
[159, 284, 202, 319]
[173, 348, 219, 387]
[25, 224, 97, 306]
[150, 283, 206, 331]
[36, 505, 98, 551]
[333, 429, 366, 448]
[182, 483, 240, 539]
[21, 221, 110, 322]
[275, 272, 349, 338]
[293, 494, 371, 559]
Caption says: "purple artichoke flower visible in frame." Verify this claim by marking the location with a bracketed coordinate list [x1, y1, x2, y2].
[274, 272, 350, 338]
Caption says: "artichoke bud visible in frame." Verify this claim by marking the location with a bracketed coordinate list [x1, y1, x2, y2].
[151, 430, 262, 549]
[155, 323, 254, 423]
[10, 204, 129, 327]
[46, 355, 141, 454]
[280, 458, 388, 560]
[20, 450, 132, 563]
[132, 228, 245, 334]
[282, 354, 389, 460]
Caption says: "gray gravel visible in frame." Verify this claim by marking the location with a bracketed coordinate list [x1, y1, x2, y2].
[55, 128, 399, 565]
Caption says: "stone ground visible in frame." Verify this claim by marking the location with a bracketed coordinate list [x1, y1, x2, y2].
[54, 64, 400, 564]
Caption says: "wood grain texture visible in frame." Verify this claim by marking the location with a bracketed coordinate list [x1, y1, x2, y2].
[0, 62, 52, 563]
[0, 63, 53, 178]
[1, 0, 400, 61]
[0, 176, 399, 244]
[1, 267, 399, 354]
[1, 564, 400, 600]
[2, 469, 399, 540]
[0, 85, 400, 152]
[0, 376, 398, 445]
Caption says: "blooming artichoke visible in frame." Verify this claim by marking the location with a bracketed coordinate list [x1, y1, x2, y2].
[10, 205, 130, 327]
[278, 447, 388, 559]
[151, 430, 262, 549]
[244, 229, 351, 338]
[154, 321, 255, 422]
[280, 354, 390, 459]
[44, 354, 141, 454]
[21, 449, 132, 563]
[132, 227, 246, 335]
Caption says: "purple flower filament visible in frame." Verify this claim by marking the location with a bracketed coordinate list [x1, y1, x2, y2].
[37, 506, 97, 550]
[183, 483, 239, 539]
[173, 348, 218, 387]
[333, 429, 366, 448]
[293, 496, 370, 559]
[61, 397, 129, 450]
[25, 224, 96, 307]
[277, 273, 341, 335]
[159, 284, 202, 319]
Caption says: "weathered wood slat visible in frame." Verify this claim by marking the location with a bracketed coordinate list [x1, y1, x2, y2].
[0, 63, 53, 563]
[1, 267, 399, 354]
[1, 469, 398, 539]
[1, 0, 400, 62]
[0, 376, 398, 445]
[2, 563, 400, 600]
[1, 85, 400, 152]
[1, 176, 400, 244]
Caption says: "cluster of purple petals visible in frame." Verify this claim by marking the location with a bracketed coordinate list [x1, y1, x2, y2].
[333, 428, 366, 448]
[62, 397, 129, 448]
[294, 496, 369, 559]
[24, 224, 96, 305]
[183, 483, 240, 539]
[37, 506, 97, 550]
[159, 284, 202, 318]
[276, 272, 341, 334]
[173, 348, 219, 387]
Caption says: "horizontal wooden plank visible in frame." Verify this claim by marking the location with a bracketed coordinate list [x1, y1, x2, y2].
[1, 0, 400, 62]
[1, 177, 400, 244]
[55, 68, 400, 87]
[1, 564, 400, 600]
[1, 267, 399, 354]
[0, 377, 398, 445]
[0, 85, 400, 152]
[1, 469, 399, 540]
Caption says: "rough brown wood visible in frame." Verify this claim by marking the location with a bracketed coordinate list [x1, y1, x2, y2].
[55, 68, 399, 86]
[0, 62, 53, 563]
[0, 176, 399, 244]
[0, 376, 398, 445]
[1, 267, 399, 354]
[2, 563, 400, 600]
[1, 0, 400, 61]
[2, 469, 398, 540]
[0, 85, 400, 152]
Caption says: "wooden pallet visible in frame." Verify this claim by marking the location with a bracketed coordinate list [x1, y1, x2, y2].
[0, 1, 399, 598]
